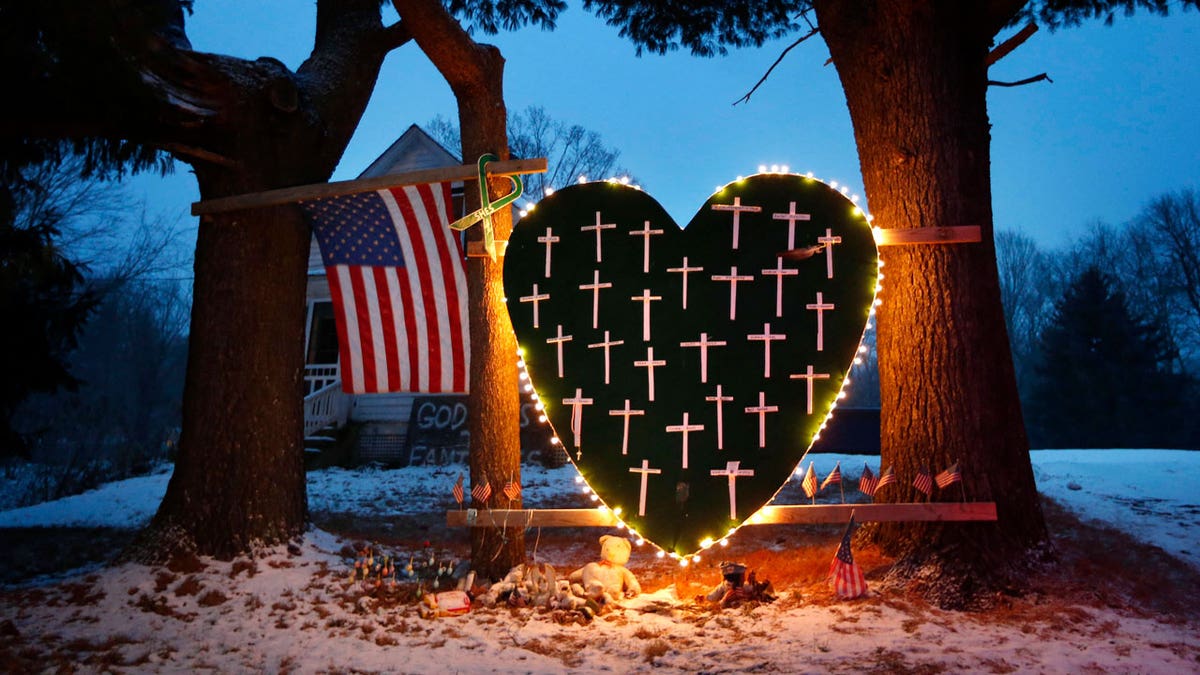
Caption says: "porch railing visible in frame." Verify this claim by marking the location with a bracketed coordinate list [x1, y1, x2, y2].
[303, 379, 349, 438]
[304, 364, 341, 396]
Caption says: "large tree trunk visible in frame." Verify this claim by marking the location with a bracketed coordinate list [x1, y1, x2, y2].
[393, 0, 524, 580]
[123, 0, 402, 560]
[815, 0, 1047, 607]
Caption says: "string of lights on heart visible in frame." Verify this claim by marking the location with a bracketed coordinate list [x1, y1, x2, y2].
[501, 168, 883, 564]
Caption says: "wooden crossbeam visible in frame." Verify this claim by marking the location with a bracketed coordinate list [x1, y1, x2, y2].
[874, 226, 982, 247]
[190, 157, 547, 216]
[446, 502, 996, 528]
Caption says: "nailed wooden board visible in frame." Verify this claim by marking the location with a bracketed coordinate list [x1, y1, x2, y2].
[446, 502, 996, 527]
[191, 158, 547, 216]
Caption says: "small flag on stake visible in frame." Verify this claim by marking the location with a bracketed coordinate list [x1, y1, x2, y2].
[452, 473, 464, 505]
[829, 514, 868, 599]
[472, 475, 492, 504]
[820, 461, 842, 491]
[503, 478, 522, 501]
[875, 465, 897, 491]
[936, 462, 961, 489]
[858, 464, 878, 496]
[913, 467, 933, 498]
[801, 462, 818, 500]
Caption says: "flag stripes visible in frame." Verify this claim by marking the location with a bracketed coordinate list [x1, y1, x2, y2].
[304, 183, 468, 394]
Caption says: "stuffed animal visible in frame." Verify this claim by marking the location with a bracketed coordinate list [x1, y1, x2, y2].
[569, 535, 642, 604]
[478, 562, 558, 607]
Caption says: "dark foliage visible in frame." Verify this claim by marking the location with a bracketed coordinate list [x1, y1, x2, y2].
[446, 0, 565, 34]
[584, 0, 804, 56]
[0, 183, 97, 459]
[1027, 266, 1195, 447]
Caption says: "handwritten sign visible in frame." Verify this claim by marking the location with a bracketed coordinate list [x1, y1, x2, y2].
[404, 394, 558, 466]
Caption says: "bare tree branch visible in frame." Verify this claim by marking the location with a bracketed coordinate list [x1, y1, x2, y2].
[988, 73, 1052, 87]
[987, 22, 1038, 67]
[733, 26, 820, 106]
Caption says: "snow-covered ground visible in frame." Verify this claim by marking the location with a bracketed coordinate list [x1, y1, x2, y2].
[1, 449, 1197, 673]
[3, 450, 1197, 567]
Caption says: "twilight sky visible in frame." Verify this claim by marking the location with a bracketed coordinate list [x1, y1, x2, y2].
[134, 2, 1200, 251]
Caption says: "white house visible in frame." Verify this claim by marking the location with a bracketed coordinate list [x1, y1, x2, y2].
[302, 125, 467, 463]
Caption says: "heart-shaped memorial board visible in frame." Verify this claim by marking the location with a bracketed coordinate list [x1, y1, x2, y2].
[504, 173, 879, 557]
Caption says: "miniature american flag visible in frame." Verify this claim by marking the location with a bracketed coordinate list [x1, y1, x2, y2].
[801, 462, 818, 498]
[858, 464, 877, 496]
[874, 465, 897, 491]
[820, 461, 842, 491]
[503, 479, 522, 501]
[302, 183, 468, 394]
[829, 515, 868, 599]
[471, 477, 492, 504]
[452, 473, 464, 505]
[913, 467, 933, 497]
[936, 462, 961, 489]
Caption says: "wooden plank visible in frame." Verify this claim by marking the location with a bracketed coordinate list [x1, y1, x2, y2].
[447, 508, 619, 528]
[446, 502, 996, 528]
[466, 240, 508, 258]
[874, 226, 982, 247]
[191, 157, 548, 216]
[753, 502, 996, 524]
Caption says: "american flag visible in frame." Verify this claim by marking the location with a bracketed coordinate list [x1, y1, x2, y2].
[302, 183, 469, 394]
[858, 464, 878, 496]
[936, 462, 961, 489]
[875, 465, 897, 491]
[913, 467, 932, 497]
[820, 461, 842, 491]
[801, 462, 818, 498]
[471, 476, 492, 504]
[503, 479, 522, 501]
[829, 515, 868, 599]
[452, 473, 464, 505]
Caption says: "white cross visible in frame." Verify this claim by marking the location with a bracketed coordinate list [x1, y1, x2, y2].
[710, 461, 755, 520]
[705, 384, 734, 450]
[519, 283, 550, 329]
[579, 269, 613, 329]
[587, 330, 624, 384]
[608, 399, 645, 455]
[631, 288, 662, 341]
[546, 324, 573, 378]
[772, 201, 811, 250]
[667, 257, 703, 309]
[789, 365, 831, 415]
[711, 196, 762, 249]
[537, 226, 560, 278]
[680, 332, 727, 383]
[629, 221, 664, 273]
[817, 228, 843, 279]
[744, 391, 779, 448]
[711, 266, 755, 321]
[666, 411, 704, 469]
[633, 346, 667, 401]
[747, 322, 787, 378]
[562, 387, 594, 449]
[806, 291, 835, 351]
[629, 459, 662, 516]
[581, 211, 617, 263]
[761, 258, 799, 318]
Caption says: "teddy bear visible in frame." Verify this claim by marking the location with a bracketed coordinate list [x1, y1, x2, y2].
[569, 535, 642, 604]
[478, 562, 558, 608]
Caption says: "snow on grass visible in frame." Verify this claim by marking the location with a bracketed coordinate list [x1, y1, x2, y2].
[2, 450, 1199, 673]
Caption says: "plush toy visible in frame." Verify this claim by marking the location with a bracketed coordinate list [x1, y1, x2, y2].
[479, 562, 559, 608]
[569, 535, 642, 604]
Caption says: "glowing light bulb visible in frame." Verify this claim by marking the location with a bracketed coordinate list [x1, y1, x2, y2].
[781, 165, 790, 173]
[518, 210, 527, 218]
[758, 164, 767, 173]
[719, 539, 729, 547]
[574, 475, 584, 483]
[544, 187, 554, 197]
[692, 555, 701, 563]
[578, 175, 587, 184]
[770, 164, 780, 172]
[550, 435, 560, 445]
[656, 550, 665, 558]
[830, 181, 839, 189]
[680, 559, 689, 568]
[700, 538, 714, 549]
[613, 507, 623, 516]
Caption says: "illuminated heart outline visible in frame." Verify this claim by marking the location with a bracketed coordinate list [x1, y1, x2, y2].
[504, 173, 879, 558]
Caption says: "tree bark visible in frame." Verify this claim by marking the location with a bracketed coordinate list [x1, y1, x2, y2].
[393, 0, 524, 580]
[814, 0, 1047, 607]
